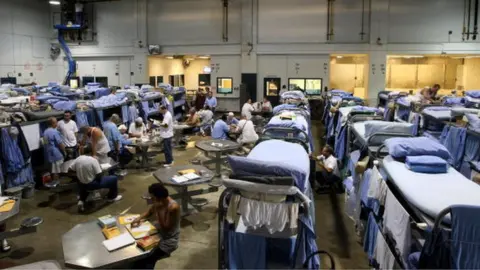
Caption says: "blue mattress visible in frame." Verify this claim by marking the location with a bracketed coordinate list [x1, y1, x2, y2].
[383, 155, 480, 220]
[422, 106, 453, 121]
[248, 140, 310, 192]
[264, 115, 312, 151]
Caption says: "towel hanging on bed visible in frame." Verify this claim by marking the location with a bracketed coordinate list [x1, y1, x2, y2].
[439, 126, 466, 169]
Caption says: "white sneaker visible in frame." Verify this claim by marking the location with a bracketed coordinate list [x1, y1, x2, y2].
[163, 162, 174, 168]
[107, 195, 123, 202]
[2, 239, 10, 252]
[77, 201, 85, 213]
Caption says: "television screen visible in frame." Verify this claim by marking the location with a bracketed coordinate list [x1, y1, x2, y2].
[305, 79, 322, 95]
[217, 77, 233, 94]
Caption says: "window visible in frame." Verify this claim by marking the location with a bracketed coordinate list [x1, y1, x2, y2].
[217, 77, 233, 94]
[288, 78, 322, 96]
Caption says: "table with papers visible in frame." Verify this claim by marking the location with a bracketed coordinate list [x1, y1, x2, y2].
[62, 216, 154, 269]
[153, 165, 216, 216]
[195, 139, 241, 176]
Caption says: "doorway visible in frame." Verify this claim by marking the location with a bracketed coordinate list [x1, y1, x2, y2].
[264, 78, 281, 107]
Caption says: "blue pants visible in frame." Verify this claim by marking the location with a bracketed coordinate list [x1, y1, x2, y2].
[163, 137, 173, 164]
[79, 175, 118, 202]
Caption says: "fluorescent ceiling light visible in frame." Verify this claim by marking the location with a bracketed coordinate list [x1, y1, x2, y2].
[165, 56, 174, 59]
[49, 0, 61, 5]
[336, 56, 343, 59]
[389, 55, 424, 59]
[198, 55, 210, 59]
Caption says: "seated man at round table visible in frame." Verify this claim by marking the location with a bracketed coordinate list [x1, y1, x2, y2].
[234, 115, 259, 145]
[69, 155, 123, 212]
[226, 112, 239, 126]
[131, 183, 180, 269]
[212, 114, 231, 140]
[128, 117, 147, 138]
[185, 108, 201, 133]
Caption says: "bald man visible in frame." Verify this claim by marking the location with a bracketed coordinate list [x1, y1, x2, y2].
[44, 117, 66, 180]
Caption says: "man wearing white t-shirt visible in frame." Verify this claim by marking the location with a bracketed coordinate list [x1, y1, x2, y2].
[129, 117, 147, 138]
[316, 145, 340, 186]
[241, 99, 255, 120]
[57, 110, 79, 160]
[159, 105, 174, 167]
[235, 116, 258, 145]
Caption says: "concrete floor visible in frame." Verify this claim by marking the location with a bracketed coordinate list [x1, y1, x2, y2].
[0, 122, 369, 269]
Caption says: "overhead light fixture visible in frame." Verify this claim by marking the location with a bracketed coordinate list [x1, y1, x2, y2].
[165, 56, 174, 59]
[336, 56, 343, 59]
[198, 55, 210, 59]
[389, 55, 424, 59]
[49, 0, 61, 5]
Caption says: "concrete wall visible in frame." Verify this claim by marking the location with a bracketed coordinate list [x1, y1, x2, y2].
[0, 0, 64, 85]
[4, 0, 480, 107]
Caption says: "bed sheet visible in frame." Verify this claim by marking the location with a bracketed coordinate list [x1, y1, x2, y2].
[383, 155, 480, 221]
[451, 107, 480, 117]
[352, 122, 367, 145]
[352, 121, 413, 146]
[422, 107, 453, 121]
[247, 140, 310, 192]
[396, 97, 411, 107]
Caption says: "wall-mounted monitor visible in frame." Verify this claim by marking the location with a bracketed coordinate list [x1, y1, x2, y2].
[217, 77, 233, 94]
[95, 76, 108, 87]
[288, 78, 322, 95]
[0, 77, 17, 84]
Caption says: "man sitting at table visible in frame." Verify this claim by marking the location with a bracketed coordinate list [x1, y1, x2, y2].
[235, 115, 258, 145]
[198, 106, 214, 136]
[212, 114, 230, 140]
[227, 112, 239, 126]
[103, 114, 132, 170]
[70, 155, 122, 212]
[131, 183, 180, 269]
[129, 117, 147, 138]
[185, 108, 200, 133]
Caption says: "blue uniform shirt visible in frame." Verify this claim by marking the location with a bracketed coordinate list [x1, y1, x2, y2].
[227, 117, 239, 125]
[212, 119, 229, 140]
[44, 127, 64, 163]
[103, 121, 121, 150]
[205, 96, 217, 108]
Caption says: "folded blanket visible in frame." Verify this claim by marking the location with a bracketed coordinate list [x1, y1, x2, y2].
[405, 155, 448, 173]
[466, 90, 480, 99]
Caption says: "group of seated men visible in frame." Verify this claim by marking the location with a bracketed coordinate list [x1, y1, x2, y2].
[43, 105, 175, 212]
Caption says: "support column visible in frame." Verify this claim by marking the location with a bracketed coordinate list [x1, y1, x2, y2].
[367, 51, 387, 105]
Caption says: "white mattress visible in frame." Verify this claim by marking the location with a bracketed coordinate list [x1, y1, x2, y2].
[383, 155, 480, 220]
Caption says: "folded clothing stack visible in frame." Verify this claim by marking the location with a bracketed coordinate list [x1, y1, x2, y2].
[405, 155, 448, 174]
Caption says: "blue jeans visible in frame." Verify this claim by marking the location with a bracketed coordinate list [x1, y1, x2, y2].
[163, 137, 173, 164]
[78, 175, 118, 202]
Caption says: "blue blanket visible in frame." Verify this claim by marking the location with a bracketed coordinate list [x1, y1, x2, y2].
[405, 155, 448, 173]
[466, 90, 480, 99]
[385, 137, 452, 160]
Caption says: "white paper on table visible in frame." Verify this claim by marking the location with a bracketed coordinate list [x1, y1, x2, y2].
[102, 233, 135, 252]
[130, 224, 151, 233]
[171, 175, 189, 183]
[182, 173, 200, 180]
[101, 163, 112, 170]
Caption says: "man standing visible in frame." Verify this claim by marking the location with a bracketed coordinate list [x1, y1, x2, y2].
[57, 110, 78, 160]
[103, 114, 122, 157]
[79, 125, 111, 163]
[70, 155, 122, 212]
[159, 105, 174, 167]
[204, 90, 217, 112]
[44, 117, 66, 181]
[241, 98, 255, 120]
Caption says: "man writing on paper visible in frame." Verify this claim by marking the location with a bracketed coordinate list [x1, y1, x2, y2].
[129, 117, 147, 138]
[132, 183, 180, 269]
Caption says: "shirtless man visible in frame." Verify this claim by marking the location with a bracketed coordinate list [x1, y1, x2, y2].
[132, 183, 180, 269]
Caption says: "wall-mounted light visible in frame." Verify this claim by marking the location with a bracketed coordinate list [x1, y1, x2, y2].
[165, 56, 174, 59]
[336, 56, 343, 59]
[389, 55, 424, 59]
[198, 56, 210, 59]
[49, 0, 61, 5]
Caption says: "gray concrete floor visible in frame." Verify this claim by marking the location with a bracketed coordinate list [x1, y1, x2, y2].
[0, 122, 369, 269]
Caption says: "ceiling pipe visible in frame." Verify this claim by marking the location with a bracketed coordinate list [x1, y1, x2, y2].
[468, 0, 472, 40]
[473, 0, 479, 40]
[463, 0, 467, 41]
[222, 0, 229, 42]
[359, 0, 366, 41]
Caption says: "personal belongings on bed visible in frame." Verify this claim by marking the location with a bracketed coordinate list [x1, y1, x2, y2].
[384, 137, 451, 160]
[225, 193, 299, 234]
[125, 221, 158, 239]
[405, 155, 448, 173]
[279, 111, 296, 120]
